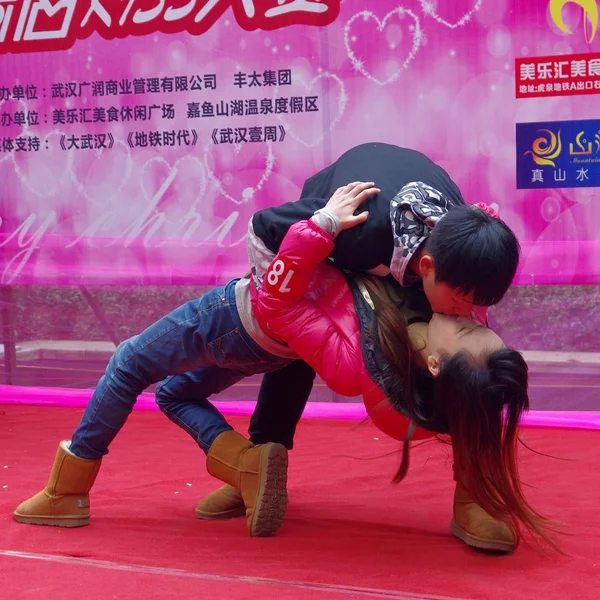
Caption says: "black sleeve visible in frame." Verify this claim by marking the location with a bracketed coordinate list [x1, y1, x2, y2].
[252, 193, 394, 273]
[329, 202, 394, 273]
[252, 147, 397, 272]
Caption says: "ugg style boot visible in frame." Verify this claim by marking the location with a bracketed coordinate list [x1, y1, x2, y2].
[206, 431, 287, 537]
[450, 468, 516, 554]
[195, 485, 245, 520]
[14, 441, 101, 528]
[450, 481, 516, 553]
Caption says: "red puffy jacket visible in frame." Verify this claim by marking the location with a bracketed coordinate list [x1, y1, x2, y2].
[252, 219, 434, 442]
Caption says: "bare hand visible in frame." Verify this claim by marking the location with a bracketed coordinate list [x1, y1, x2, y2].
[325, 181, 380, 230]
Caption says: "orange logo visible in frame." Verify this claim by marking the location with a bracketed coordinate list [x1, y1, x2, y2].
[524, 129, 563, 167]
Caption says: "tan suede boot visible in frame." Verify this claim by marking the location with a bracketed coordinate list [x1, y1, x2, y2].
[450, 480, 516, 553]
[14, 441, 101, 528]
[206, 430, 287, 537]
[449, 444, 516, 554]
[195, 485, 245, 520]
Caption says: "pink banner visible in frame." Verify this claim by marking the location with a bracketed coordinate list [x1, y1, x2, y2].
[1, 0, 600, 286]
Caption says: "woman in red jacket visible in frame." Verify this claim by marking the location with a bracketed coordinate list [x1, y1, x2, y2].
[254, 183, 555, 552]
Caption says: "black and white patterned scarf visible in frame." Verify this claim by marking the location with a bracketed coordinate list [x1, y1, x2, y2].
[389, 181, 453, 286]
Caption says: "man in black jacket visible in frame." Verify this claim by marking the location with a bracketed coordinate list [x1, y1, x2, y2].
[194, 142, 520, 553]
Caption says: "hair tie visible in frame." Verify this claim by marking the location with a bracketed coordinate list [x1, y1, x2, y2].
[473, 202, 500, 220]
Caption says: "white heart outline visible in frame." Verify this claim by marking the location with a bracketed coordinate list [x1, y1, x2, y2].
[419, 0, 484, 29]
[275, 72, 348, 148]
[344, 8, 423, 86]
[11, 128, 73, 198]
[69, 138, 133, 207]
[0, 97, 30, 164]
[139, 154, 207, 213]
[203, 140, 275, 206]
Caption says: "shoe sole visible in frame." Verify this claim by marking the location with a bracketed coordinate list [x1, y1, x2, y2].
[13, 512, 90, 528]
[449, 519, 515, 554]
[249, 443, 288, 538]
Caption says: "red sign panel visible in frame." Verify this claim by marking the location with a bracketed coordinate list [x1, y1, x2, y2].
[516, 53, 600, 98]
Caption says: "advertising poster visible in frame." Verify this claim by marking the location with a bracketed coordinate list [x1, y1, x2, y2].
[1, 0, 600, 287]
[517, 118, 600, 190]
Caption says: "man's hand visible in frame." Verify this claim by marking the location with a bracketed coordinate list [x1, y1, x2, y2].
[324, 181, 380, 230]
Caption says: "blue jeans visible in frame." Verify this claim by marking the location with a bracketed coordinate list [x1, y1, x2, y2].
[70, 280, 290, 459]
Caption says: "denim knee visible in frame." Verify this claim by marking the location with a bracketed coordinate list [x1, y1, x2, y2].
[104, 337, 146, 397]
[154, 378, 173, 410]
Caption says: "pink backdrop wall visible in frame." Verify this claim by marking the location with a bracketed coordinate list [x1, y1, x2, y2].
[0, 1, 599, 428]
[1, 0, 600, 287]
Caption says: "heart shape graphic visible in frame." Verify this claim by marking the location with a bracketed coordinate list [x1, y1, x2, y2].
[344, 8, 423, 86]
[139, 154, 207, 215]
[11, 129, 73, 198]
[419, 0, 483, 29]
[70, 138, 133, 207]
[275, 72, 347, 148]
[203, 141, 275, 205]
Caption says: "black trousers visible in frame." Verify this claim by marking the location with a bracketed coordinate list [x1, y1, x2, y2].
[248, 359, 316, 449]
